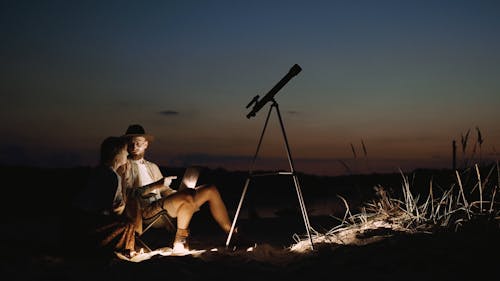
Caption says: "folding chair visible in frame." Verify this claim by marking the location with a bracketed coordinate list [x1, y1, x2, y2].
[134, 191, 176, 252]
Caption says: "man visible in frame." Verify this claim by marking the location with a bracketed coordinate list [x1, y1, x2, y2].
[121, 124, 235, 253]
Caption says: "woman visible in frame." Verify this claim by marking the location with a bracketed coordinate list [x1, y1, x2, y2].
[74, 136, 140, 258]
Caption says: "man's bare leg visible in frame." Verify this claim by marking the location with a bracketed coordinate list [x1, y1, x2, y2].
[193, 184, 232, 233]
[163, 193, 196, 252]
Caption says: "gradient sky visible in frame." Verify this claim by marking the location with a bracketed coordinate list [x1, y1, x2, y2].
[2, 0, 500, 176]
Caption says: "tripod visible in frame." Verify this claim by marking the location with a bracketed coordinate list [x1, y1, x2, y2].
[226, 99, 314, 250]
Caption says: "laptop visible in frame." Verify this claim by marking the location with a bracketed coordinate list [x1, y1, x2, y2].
[137, 166, 202, 193]
[177, 166, 201, 191]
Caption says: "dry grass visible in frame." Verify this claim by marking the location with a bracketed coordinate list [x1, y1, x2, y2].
[290, 162, 500, 252]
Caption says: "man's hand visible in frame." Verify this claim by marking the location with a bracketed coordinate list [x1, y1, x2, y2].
[163, 176, 177, 188]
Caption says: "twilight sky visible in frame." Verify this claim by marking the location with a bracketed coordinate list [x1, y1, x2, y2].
[1, 0, 500, 176]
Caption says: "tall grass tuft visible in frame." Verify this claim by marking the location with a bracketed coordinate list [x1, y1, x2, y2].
[476, 126, 484, 164]
[461, 129, 471, 168]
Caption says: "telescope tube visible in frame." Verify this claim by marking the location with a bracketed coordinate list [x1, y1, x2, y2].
[246, 64, 302, 118]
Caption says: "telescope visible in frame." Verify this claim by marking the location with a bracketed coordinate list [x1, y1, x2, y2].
[228, 62, 314, 250]
[246, 64, 302, 118]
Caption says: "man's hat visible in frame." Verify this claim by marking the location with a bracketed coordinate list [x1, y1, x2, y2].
[123, 124, 154, 141]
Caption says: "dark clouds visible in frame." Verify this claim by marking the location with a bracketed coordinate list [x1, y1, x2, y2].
[159, 110, 179, 116]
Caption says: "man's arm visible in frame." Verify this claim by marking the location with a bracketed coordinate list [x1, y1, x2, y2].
[135, 178, 165, 195]
[135, 176, 177, 196]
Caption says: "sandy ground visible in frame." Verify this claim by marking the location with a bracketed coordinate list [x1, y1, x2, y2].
[1, 166, 498, 280]
[1, 212, 498, 281]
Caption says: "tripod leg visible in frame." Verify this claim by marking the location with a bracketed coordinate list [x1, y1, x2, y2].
[292, 175, 314, 250]
[226, 177, 251, 247]
[226, 105, 274, 247]
[275, 102, 314, 250]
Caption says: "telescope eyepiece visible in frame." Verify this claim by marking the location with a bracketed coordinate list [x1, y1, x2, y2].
[246, 95, 260, 109]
